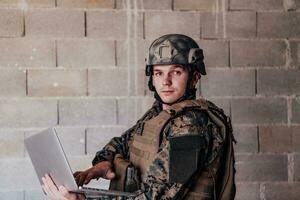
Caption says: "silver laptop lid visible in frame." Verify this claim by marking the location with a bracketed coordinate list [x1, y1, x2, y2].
[25, 128, 78, 191]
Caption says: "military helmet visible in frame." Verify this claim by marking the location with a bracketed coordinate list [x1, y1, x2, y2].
[145, 34, 206, 105]
[145, 34, 206, 76]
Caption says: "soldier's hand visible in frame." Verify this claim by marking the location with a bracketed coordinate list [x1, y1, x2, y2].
[73, 161, 115, 186]
[42, 174, 85, 200]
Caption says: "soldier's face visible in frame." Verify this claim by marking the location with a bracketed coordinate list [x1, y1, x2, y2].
[152, 64, 189, 104]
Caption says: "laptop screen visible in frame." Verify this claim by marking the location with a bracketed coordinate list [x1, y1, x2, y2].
[25, 128, 78, 191]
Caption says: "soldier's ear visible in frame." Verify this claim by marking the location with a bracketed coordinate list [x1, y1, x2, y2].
[192, 72, 200, 87]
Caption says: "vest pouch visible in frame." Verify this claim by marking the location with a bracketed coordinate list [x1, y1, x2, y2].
[109, 154, 140, 192]
[169, 134, 204, 183]
[124, 164, 140, 192]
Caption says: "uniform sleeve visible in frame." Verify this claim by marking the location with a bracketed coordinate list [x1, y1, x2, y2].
[92, 125, 137, 165]
[92, 106, 159, 166]
[132, 110, 211, 200]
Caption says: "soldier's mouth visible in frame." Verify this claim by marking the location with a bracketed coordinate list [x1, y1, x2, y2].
[161, 91, 174, 95]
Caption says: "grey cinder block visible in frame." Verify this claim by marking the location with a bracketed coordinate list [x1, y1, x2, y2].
[230, 0, 283, 11]
[235, 182, 260, 200]
[201, 69, 255, 96]
[145, 11, 200, 39]
[205, 97, 230, 116]
[174, 0, 218, 11]
[233, 125, 258, 153]
[54, 127, 86, 156]
[231, 98, 287, 124]
[28, 69, 87, 96]
[57, 0, 114, 9]
[257, 69, 300, 95]
[26, 9, 84, 37]
[116, 39, 148, 68]
[0, 99, 57, 128]
[86, 127, 125, 155]
[87, 10, 143, 39]
[116, 0, 172, 10]
[59, 98, 117, 126]
[230, 40, 286, 67]
[294, 154, 300, 181]
[57, 39, 115, 68]
[201, 11, 256, 39]
[292, 98, 300, 123]
[264, 183, 300, 200]
[0, 129, 25, 157]
[117, 97, 155, 126]
[199, 40, 229, 68]
[0, 39, 55, 68]
[0, 69, 26, 97]
[0, 0, 56, 8]
[0, 158, 41, 190]
[24, 189, 46, 200]
[0, 191, 24, 200]
[290, 41, 300, 68]
[236, 154, 288, 181]
[88, 69, 129, 96]
[259, 126, 293, 153]
[0, 9, 23, 37]
[258, 12, 300, 38]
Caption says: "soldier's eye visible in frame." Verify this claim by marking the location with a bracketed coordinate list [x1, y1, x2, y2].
[173, 71, 182, 75]
[154, 72, 162, 77]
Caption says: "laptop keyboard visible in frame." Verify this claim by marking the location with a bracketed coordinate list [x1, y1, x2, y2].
[79, 186, 138, 197]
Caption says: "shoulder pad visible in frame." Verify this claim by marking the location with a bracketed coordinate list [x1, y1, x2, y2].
[166, 98, 208, 117]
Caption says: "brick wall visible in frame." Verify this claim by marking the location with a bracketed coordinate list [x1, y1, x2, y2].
[0, 0, 299, 199]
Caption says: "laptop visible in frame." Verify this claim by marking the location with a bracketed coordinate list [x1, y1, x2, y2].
[25, 128, 138, 198]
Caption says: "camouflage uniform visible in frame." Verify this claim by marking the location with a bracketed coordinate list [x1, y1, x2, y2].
[92, 97, 227, 200]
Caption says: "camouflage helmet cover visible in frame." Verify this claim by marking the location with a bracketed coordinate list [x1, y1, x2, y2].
[146, 34, 206, 76]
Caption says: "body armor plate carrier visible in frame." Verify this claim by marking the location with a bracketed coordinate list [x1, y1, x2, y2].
[129, 98, 236, 200]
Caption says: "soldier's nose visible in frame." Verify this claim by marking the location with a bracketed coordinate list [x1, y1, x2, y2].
[162, 75, 172, 85]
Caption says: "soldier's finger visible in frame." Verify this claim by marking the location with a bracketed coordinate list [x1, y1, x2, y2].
[84, 173, 94, 185]
[42, 178, 56, 199]
[74, 173, 82, 185]
[45, 175, 62, 200]
[73, 171, 82, 178]
[78, 172, 88, 186]
[105, 169, 115, 180]
[58, 186, 75, 200]
[58, 185, 69, 196]
[41, 184, 47, 195]
[41, 181, 52, 198]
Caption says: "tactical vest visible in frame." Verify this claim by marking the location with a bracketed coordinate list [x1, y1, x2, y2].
[129, 98, 236, 200]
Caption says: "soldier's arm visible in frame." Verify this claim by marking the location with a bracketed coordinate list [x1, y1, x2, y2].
[92, 104, 159, 166]
[92, 125, 137, 165]
[72, 126, 137, 186]
[71, 126, 137, 187]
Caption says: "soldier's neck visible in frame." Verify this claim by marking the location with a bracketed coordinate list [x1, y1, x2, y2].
[162, 104, 170, 110]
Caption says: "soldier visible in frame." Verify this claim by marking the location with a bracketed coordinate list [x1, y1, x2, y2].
[42, 34, 236, 200]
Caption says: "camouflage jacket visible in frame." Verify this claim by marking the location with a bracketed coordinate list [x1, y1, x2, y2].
[92, 100, 226, 200]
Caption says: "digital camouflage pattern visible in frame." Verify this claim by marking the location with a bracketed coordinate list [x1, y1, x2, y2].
[92, 99, 227, 200]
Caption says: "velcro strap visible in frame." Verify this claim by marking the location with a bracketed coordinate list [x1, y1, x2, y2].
[186, 191, 212, 199]
[133, 134, 158, 145]
[131, 137, 157, 153]
[130, 145, 151, 160]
